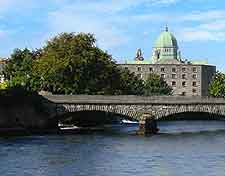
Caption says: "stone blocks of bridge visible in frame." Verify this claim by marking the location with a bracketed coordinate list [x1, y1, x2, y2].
[137, 113, 159, 135]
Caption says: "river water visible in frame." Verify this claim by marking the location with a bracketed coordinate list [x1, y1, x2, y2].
[1, 121, 225, 176]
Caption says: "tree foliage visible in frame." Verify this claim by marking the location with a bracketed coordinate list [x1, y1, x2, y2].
[118, 69, 144, 95]
[209, 71, 225, 97]
[144, 73, 172, 96]
[32, 32, 144, 95]
[3, 48, 40, 91]
[0, 80, 8, 90]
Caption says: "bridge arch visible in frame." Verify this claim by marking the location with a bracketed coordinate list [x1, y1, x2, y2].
[152, 104, 225, 119]
[158, 111, 225, 121]
[55, 104, 143, 121]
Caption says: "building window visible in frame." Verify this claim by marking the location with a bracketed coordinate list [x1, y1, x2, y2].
[192, 74, 197, 79]
[193, 81, 197, 87]
[181, 92, 186, 96]
[172, 81, 176, 87]
[182, 81, 186, 87]
[161, 74, 165, 78]
[172, 68, 176, 72]
[193, 67, 197, 72]
[161, 67, 165, 72]
[182, 74, 186, 79]
[125, 67, 128, 70]
[172, 74, 176, 79]
[137, 67, 142, 71]
[192, 89, 197, 93]
[149, 67, 153, 72]
[182, 67, 186, 72]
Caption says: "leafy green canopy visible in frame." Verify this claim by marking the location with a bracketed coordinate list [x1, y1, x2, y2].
[209, 71, 225, 97]
[32, 33, 144, 95]
[144, 73, 172, 96]
[3, 48, 40, 91]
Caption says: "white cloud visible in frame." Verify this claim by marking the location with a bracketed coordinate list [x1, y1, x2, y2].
[0, 29, 9, 38]
[132, 14, 167, 21]
[176, 10, 225, 42]
[0, 0, 38, 14]
[45, 0, 180, 49]
[0, 0, 13, 9]
[177, 30, 214, 41]
[53, 0, 179, 14]
[131, 9, 225, 42]
[177, 28, 225, 42]
[47, 6, 128, 49]
[0, 0, 18, 13]
[1, 0, 224, 53]
[132, 10, 225, 23]
[198, 20, 225, 31]
[179, 10, 225, 22]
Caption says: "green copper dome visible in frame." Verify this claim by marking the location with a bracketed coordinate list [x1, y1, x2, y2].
[154, 27, 178, 48]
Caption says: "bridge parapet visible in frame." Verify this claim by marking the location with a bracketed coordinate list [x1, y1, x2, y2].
[44, 95, 225, 105]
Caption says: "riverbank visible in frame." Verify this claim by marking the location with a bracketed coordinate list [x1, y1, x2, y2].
[0, 88, 58, 134]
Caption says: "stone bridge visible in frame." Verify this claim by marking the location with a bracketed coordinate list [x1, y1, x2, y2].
[43, 95, 225, 134]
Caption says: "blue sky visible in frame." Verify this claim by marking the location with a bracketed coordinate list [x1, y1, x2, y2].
[1, 0, 225, 71]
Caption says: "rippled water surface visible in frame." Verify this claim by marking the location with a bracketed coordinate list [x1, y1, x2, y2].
[1, 121, 225, 176]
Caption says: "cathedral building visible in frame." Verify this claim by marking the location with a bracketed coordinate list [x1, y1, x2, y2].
[119, 27, 216, 96]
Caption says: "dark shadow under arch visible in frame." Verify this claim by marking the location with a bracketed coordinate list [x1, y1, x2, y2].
[57, 110, 134, 127]
[159, 112, 225, 121]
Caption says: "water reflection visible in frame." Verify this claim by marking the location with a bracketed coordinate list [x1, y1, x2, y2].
[0, 120, 225, 176]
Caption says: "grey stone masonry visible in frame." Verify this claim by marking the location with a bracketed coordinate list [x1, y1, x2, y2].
[44, 95, 225, 120]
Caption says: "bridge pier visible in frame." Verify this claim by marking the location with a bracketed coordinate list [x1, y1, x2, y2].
[137, 113, 159, 135]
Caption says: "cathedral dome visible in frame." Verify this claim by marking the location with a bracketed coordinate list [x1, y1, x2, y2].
[151, 26, 181, 64]
[154, 27, 178, 48]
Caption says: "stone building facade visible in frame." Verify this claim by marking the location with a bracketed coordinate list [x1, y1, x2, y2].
[119, 27, 216, 96]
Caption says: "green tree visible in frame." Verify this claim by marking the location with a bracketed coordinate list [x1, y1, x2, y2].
[144, 73, 172, 96]
[209, 71, 225, 97]
[118, 68, 144, 95]
[3, 48, 40, 90]
[33, 32, 144, 95]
